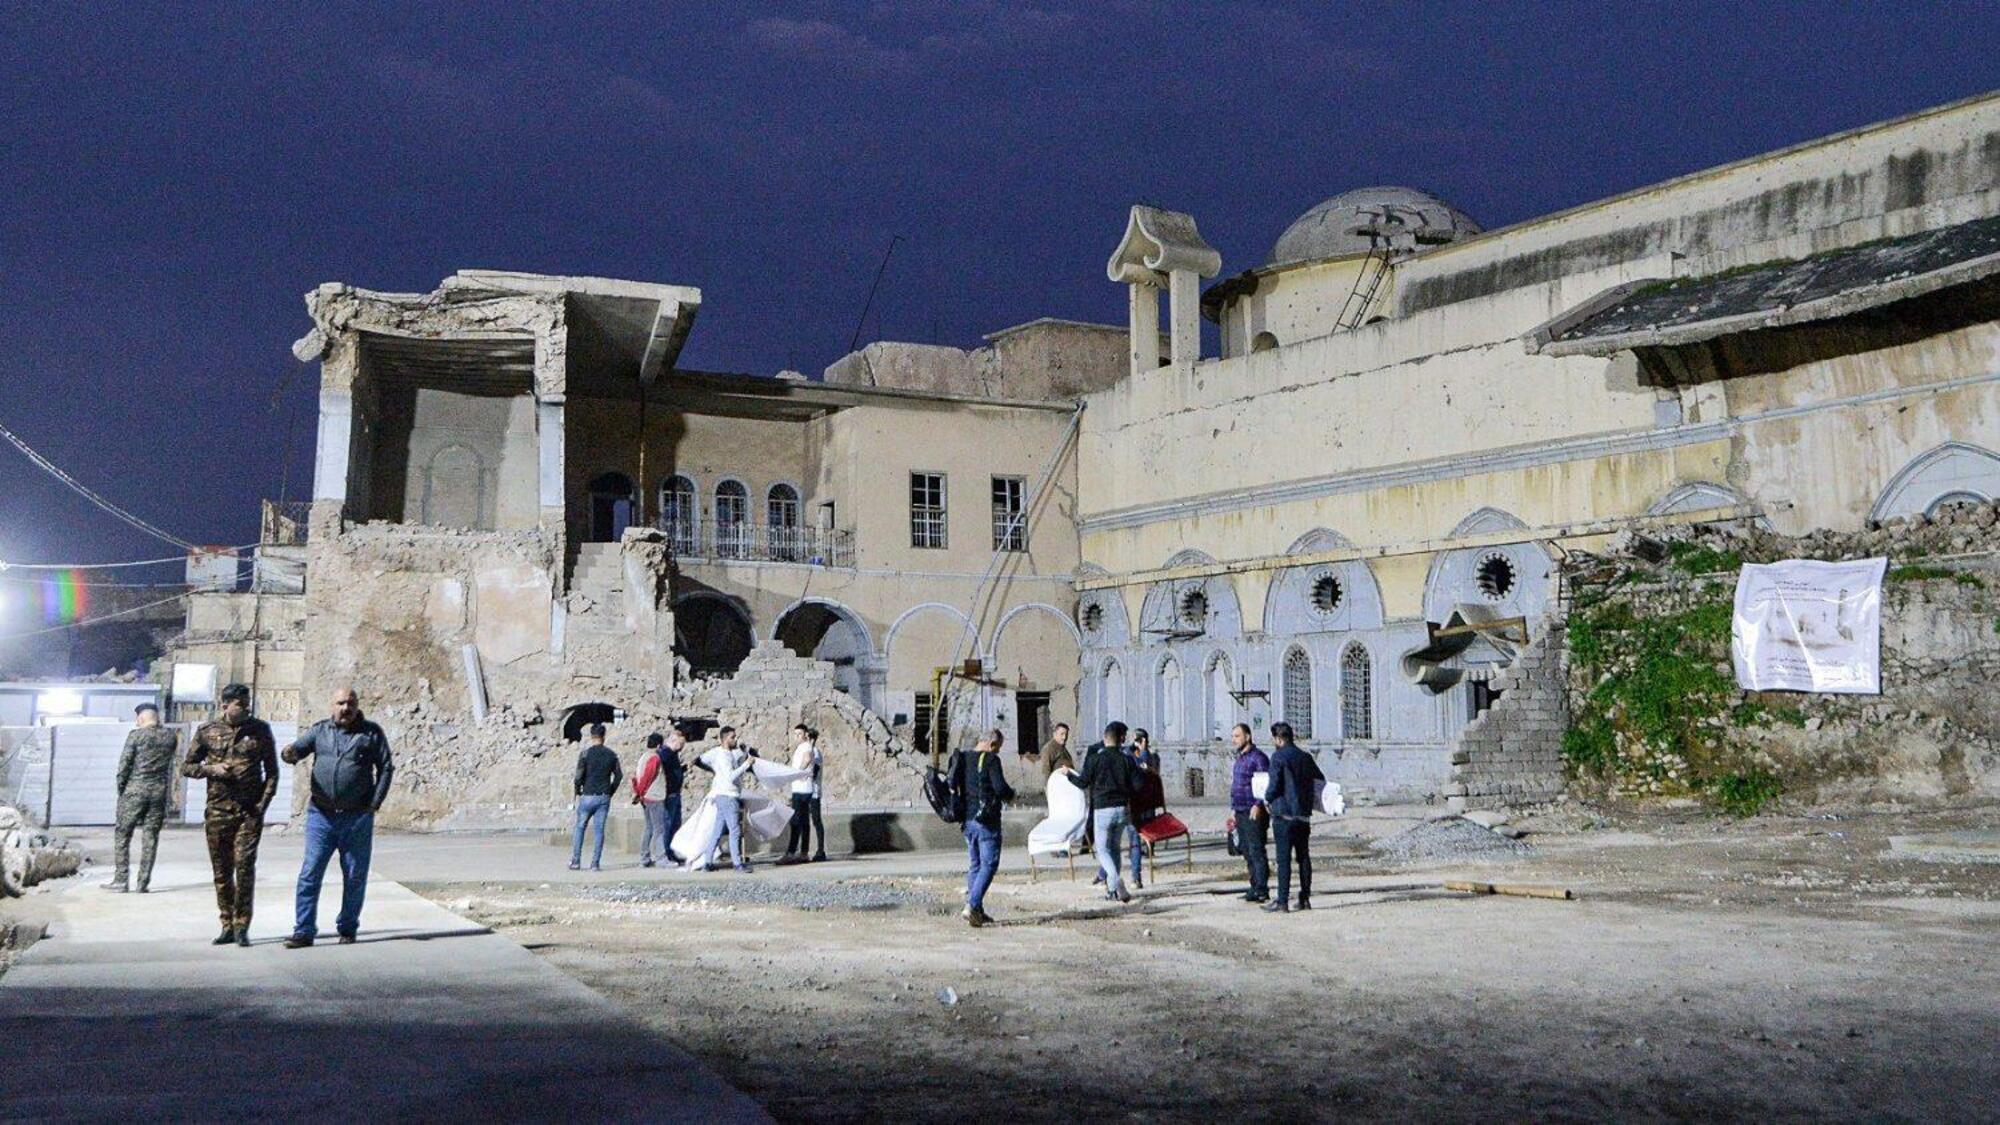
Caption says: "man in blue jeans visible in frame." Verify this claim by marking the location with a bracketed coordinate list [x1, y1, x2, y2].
[570, 724, 623, 871]
[1066, 721, 1140, 903]
[282, 688, 394, 948]
[956, 729, 1015, 927]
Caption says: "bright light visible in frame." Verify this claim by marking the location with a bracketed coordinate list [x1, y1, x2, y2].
[37, 689, 84, 717]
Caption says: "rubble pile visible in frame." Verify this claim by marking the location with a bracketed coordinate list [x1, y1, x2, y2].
[1369, 816, 1534, 864]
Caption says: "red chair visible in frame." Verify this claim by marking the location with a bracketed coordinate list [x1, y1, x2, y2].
[1130, 771, 1192, 878]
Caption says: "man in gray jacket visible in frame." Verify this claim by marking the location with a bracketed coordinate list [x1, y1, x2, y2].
[282, 687, 394, 948]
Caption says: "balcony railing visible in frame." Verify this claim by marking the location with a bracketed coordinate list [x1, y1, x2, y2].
[658, 519, 854, 567]
[261, 500, 312, 546]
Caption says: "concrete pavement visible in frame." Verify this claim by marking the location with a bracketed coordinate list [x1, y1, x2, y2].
[0, 826, 767, 1123]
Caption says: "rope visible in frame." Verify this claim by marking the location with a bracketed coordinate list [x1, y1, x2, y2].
[0, 417, 198, 549]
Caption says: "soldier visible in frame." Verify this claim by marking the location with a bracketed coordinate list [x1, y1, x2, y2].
[180, 682, 279, 947]
[101, 702, 178, 894]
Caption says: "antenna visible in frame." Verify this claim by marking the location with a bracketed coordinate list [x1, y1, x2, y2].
[849, 234, 905, 354]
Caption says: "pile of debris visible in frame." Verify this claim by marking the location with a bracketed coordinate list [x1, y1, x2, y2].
[1, 804, 84, 896]
[1370, 814, 1534, 865]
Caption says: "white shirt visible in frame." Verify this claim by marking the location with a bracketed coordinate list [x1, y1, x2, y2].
[698, 746, 752, 799]
[789, 741, 822, 797]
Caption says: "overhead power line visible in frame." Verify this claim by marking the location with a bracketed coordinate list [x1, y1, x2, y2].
[0, 544, 257, 572]
[0, 590, 190, 642]
[0, 416, 198, 550]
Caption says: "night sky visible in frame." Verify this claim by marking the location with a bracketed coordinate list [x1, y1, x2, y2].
[3, 2, 1996, 589]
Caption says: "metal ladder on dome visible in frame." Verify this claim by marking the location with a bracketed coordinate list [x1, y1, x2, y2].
[1334, 248, 1392, 332]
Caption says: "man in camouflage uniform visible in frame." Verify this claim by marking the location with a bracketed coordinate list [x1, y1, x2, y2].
[180, 682, 279, 947]
[101, 702, 178, 894]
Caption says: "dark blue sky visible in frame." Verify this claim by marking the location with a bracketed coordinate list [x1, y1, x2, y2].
[3, 1, 1996, 576]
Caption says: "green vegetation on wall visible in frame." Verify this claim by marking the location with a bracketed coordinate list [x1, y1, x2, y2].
[1563, 585, 1782, 814]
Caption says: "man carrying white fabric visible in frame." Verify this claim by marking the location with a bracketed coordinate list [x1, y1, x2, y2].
[691, 727, 756, 872]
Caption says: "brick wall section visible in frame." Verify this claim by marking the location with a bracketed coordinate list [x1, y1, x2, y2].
[1447, 622, 1569, 811]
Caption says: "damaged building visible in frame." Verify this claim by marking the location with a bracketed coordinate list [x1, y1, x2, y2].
[177, 90, 2000, 827]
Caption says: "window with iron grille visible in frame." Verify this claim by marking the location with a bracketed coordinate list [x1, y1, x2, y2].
[1283, 648, 1314, 740]
[767, 483, 800, 561]
[715, 480, 748, 558]
[1340, 643, 1372, 740]
[910, 472, 947, 549]
[660, 475, 697, 553]
[991, 476, 1026, 551]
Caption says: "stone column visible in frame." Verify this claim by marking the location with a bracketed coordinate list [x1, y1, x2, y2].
[1127, 280, 1160, 377]
[1168, 269, 1201, 367]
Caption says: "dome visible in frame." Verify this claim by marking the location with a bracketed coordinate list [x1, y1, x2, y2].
[1268, 186, 1481, 267]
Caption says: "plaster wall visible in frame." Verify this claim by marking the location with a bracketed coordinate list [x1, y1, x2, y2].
[1396, 93, 2000, 317]
[563, 395, 811, 533]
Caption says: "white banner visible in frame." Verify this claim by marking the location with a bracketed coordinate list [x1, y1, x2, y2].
[1731, 557, 1887, 694]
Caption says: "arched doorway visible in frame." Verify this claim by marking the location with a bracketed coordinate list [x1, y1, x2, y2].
[559, 702, 621, 742]
[674, 593, 753, 676]
[588, 472, 638, 542]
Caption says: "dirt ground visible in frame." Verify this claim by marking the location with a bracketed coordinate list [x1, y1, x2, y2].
[411, 804, 2000, 1123]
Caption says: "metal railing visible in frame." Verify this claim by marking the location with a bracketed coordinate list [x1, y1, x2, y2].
[261, 500, 312, 546]
[657, 519, 854, 567]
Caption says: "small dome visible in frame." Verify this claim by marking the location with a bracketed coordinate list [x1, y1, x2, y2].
[1268, 187, 1481, 267]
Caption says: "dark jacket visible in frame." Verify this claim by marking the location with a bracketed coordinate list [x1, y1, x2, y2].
[1229, 745, 1269, 812]
[182, 716, 280, 810]
[284, 717, 394, 814]
[955, 749, 1016, 829]
[574, 743, 624, 797]
[1264, 743, 1325, 821]
[117, 726, 180, 798]
[1069, 742, 1140, 807]
[658, 748, 686, 795]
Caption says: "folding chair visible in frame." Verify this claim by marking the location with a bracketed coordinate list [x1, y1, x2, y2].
[1026, 846, 1077, 884]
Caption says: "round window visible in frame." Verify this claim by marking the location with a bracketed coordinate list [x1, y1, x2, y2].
[1178, 588, 1209, 626]
[1310, 573, 1344, 614]
[1475, 553, 1517, 601]
[1081, 602, 1105, 634]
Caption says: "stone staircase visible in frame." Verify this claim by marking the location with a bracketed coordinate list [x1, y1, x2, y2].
[566, 542, 629, 635]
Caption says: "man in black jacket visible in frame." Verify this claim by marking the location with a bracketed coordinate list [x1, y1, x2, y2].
[1067, 721, 1141, 903]
[569, 724, 623, 871]
[282, 687, 395, 947]
[956, 729, 1016, 927]
[1262, 721, 1325, 913]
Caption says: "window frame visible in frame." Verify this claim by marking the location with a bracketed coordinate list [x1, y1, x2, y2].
[990, 475, 1027, 551]
[910, 471, 948, 550]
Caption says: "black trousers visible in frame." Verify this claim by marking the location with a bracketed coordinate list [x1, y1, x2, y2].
[786, 794, 826, 857]
[1235, 810, 1269, 898]
[1274, 817, 1312, 904]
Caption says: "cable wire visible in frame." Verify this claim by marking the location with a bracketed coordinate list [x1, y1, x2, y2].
[0, 590, 189, 642]
[0, 543, 258, 572]
[0, 417, 198, 549]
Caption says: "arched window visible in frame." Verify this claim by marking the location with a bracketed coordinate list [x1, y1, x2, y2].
[1340, 643, 1372, 740]
[660, 475, 697, 554]
[1155, 655, 1183, 741]
[1251, 330, 1280, 353]
[1100, 658, 1125, 731]
[1283, 647, 1314, 740]
[767, 483, 801, 561]
[1207, 653, 1235, 740]
[1927, 490, 1987, 517]
[714, 480, 749, 558]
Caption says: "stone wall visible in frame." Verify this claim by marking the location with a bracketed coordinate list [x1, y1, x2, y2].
[1449, 624, 1569, 811]
[1562, 503, 2000, 811]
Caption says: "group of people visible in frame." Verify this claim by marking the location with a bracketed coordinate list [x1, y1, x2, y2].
[104, 682, 394, 949]
[568, 721, 826, 873]
[957, 716, 1327, 927]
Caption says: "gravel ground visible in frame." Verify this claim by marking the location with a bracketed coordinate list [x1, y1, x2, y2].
[1369, 816, 1536, 863]
[416, 804, 2000, 1123]
[576, 878, 946, 912]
